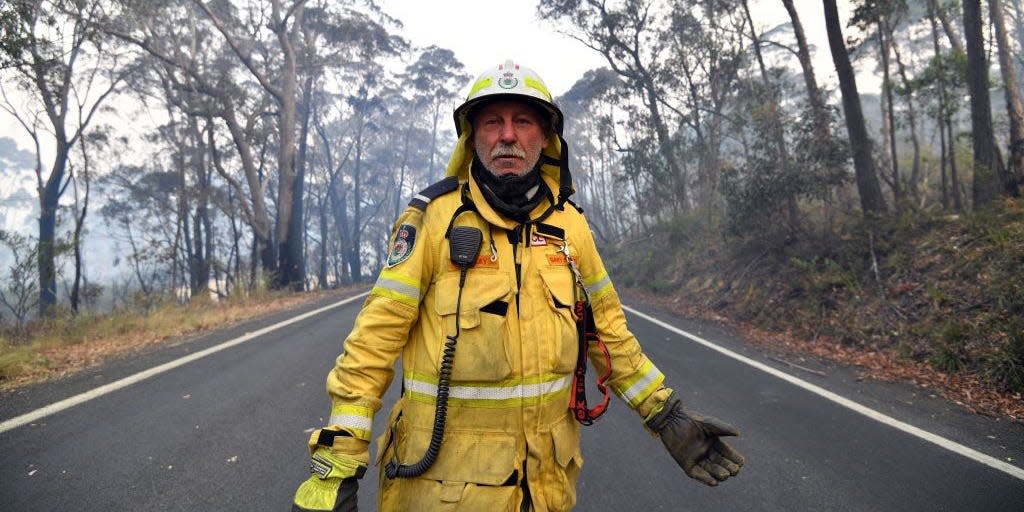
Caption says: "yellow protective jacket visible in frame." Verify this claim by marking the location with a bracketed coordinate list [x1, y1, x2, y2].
[323, 132, 670, 511]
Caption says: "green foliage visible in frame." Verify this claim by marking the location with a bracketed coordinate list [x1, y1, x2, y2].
[605, 198, 1024, 403]
[0, 230, 40, 335]
[720, 100, 849, 240]
[981, 329, 1024, 393]
[929, 320, 969, 372]
[0, 0, 30, 69]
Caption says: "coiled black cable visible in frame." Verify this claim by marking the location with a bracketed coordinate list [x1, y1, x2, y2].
[386, 226, 480, 479]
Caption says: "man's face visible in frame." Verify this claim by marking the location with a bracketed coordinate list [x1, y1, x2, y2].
[471, 100, 549, 177]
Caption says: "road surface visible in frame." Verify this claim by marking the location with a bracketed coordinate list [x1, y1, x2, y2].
[1, 290, 1022, 510]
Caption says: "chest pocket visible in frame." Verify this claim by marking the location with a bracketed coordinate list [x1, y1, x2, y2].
[434, 272, 513, 382]
[539, 268, 580, 374]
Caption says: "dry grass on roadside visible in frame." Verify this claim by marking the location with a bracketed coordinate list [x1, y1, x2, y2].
[0, 287, 360, 391]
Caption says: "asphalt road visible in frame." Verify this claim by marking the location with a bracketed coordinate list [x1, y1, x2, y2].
[1, 290, 1022, 510]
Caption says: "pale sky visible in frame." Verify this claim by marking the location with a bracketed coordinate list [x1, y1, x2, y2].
[379, 0, 857, 98]
[1, 1, 859, 155]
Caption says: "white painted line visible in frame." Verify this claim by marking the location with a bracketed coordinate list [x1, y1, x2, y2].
[0, 292, 370, 435]
[623, 305, 1024, 481]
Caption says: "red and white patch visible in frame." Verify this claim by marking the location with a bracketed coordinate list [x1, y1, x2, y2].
[530, 233, 548, 246]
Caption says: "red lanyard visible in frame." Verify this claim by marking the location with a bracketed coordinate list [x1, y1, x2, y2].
[559, 241, 612, 425]
[570, 300, 612, 425]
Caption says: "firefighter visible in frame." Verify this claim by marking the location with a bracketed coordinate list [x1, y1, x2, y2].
[292, 59, 744, 512]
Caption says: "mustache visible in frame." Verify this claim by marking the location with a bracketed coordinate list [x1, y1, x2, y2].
[491, 144, 525, 159]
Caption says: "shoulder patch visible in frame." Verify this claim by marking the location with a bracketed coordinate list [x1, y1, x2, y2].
[409, 176, 459, 211]
[386, 224, 417, 267]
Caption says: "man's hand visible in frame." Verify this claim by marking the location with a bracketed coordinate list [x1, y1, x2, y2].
[292, 434, 368, 512]
[645, 391, 745, 486]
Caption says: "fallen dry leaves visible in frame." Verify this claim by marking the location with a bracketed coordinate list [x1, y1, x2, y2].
[626, 288, 1024, 422]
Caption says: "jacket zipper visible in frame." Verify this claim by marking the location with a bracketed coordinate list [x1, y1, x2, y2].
[508, 224, 523, 311]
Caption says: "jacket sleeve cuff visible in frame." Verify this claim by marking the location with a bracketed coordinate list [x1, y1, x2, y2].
[636, 386, 671, 421]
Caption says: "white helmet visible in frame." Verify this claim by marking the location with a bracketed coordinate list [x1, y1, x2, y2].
[453, 59, 564, 136]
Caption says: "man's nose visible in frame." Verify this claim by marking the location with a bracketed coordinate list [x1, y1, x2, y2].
[498, 119, 516, 142]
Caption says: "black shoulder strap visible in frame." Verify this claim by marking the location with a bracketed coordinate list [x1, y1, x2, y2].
[444, 183, 481, 239]
[409, 176, 459, 211]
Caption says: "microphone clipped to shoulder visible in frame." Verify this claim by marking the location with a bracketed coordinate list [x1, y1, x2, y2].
[449, 226, 482, 286]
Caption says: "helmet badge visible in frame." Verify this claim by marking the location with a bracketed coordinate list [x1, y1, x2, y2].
[498, 71, 518, 89]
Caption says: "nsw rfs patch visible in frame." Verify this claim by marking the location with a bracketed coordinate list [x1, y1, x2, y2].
[387, 224, 417, 267]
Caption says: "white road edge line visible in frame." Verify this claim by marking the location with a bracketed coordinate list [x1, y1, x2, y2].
[623, 305, 1024, 481]
[0, 291, 370, 435]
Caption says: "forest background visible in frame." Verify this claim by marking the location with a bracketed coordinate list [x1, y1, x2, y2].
[0, 0, 1022, 421]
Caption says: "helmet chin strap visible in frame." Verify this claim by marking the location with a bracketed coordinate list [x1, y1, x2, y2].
[540, 134, 574, 211]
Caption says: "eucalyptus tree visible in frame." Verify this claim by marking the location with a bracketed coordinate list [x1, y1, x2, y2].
[927, 0, 966, 55]
[854, 0, 903, 206]
[98, 162, 187, 301]
[666, 1, 745, 213]
[852, 0, 925, 207]
[884, 12, 924, 205]
[192, 0, 309, 289]
[404, 46, 469, 185]
[780, 0, 831, 140]
[108, 1, 278, 283]
[962, 0, 1010, 207]
[779, 0, 848, 227]
[558, 67, 635, 242]
[539, 0, 689, 211]
[823, 0, 888, 215]
[312, 92, 355, 284]
[0, 1, 30, 69]
[0, 0, 126, 316]
[68, 127, 105, 313]
[990, 0, 1024, 192]
[294, 1, 403, 288]
[738, 0, 803, 232]
[343, 78, 387, 282]
[0, 230, 39, 332]
[920, 1, 966, 211]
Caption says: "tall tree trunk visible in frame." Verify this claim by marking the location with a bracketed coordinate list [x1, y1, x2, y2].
[991, 0, 1024, 194]
[178, 122, 195, 297]
[428, 100, 440, 182]
[187, 116, 211, 297]
[948, 117, 965, 212]
[217, 111, 275, 273]
[743, 0, 797, 232]
[70, 157, 89, 314]
[930, 0, 966, 55]
[927, 5, 951, 210]
[823, 0, 888, 215]
[273, 1, 304, 290]
[289, 70, 317, 292]
[37, 136, 69, 315]
[195, 0, 305, 289]
[1011, 1, 1024, 58]
[317, 191, 328, 289]
[887, 19, 924, 205]
[879, 17, 901, 209]
[781, 0, 831, 138]
[348, 117, 364, 282]
[963, 0, 1008, 208]
[395, 125, 412, 222]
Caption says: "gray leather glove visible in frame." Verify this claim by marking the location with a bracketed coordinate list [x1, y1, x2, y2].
[645, 391, 745, 486]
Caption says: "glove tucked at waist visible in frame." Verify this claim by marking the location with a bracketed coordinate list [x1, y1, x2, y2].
[645, 390, 745, 486]
[292, 430, 369, 512]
